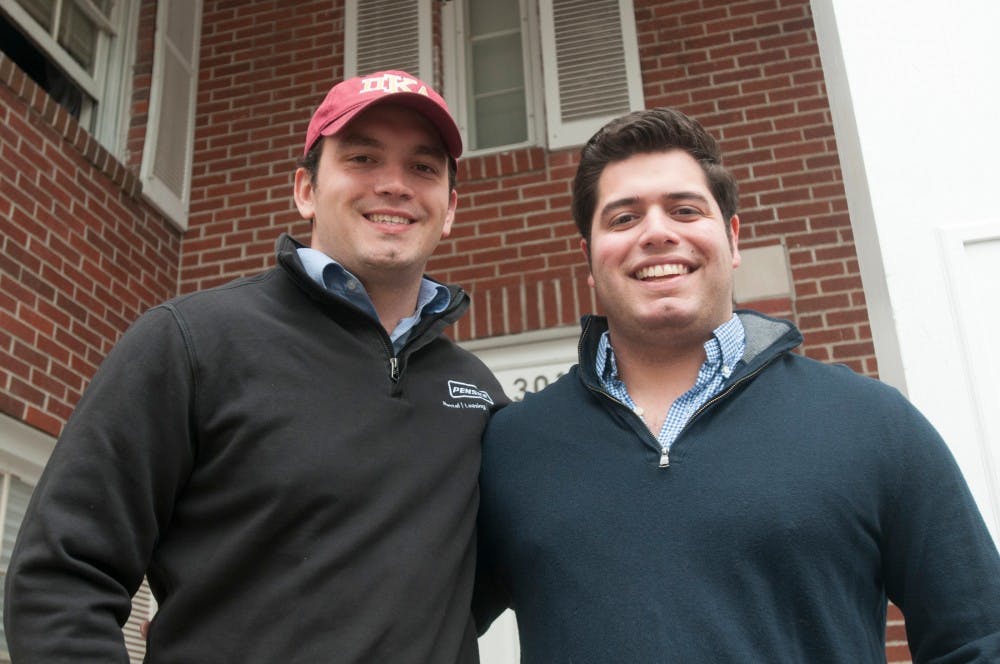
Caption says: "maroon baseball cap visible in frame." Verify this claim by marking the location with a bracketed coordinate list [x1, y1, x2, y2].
[303, 70, 462, 159]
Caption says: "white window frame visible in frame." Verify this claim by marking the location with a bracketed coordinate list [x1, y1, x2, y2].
[140, 0, 203, 231]
[440, 0, 644, 155]
[344, 0, 433, 81]
[0, 0, 139, 154]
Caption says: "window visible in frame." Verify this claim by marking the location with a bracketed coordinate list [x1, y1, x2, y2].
[0, 0, 139, 152]
[449, 0, 534, 151]
[441, 0, 643, 154]
[345, 0, 642, 155]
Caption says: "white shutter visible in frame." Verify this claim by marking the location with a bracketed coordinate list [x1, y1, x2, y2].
[538, 0, 644, 150]
[123, 579, 155, 664]
[140, 0, 202, 230]
[344, 0, 432, 80]
[0, 474, 34, 657]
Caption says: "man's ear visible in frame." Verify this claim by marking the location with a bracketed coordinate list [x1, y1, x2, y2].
[440, 188, 458, 239]
[580, 238, 595, 288]
[729, 214, 741, 268]
[293, 168, 316, 221]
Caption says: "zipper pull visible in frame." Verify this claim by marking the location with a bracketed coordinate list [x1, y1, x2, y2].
[389, 357, 400, 382]
[659, 448, 670, 468]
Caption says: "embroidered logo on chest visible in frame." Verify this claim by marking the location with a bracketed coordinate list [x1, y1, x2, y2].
[442, 380, 494, 411]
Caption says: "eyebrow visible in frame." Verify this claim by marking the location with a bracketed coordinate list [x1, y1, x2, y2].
[337, 132, 447, 162]
[598, 191, 712, 219]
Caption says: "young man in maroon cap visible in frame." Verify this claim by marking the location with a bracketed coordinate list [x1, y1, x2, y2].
[5, 70, 506, 663]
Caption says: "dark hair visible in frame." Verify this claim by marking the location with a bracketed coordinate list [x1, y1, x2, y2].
[571, 108, 738, 242]
[296, 138, 458, 191]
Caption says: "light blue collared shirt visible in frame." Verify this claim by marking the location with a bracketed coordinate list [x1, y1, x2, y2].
[596, 314, 746, 455]
[297, 247, 450, 353]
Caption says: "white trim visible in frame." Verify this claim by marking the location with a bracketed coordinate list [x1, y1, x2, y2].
[416, 0, 431, 81]
[93, 0, 139, 154]
[343, 0, 359, 76]
[0, 414, 55, 486]
[439, 0, 465, 139]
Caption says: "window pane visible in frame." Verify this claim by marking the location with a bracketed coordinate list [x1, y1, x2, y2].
[17, 0, 56, 32]
[58, 0, 99, 72]
[475, 89, 527, 149]
[465, 0, 528, 150]
[468, 0, 518, 35]
[471, 33, 523, 94]
[0, 12, 86, 117]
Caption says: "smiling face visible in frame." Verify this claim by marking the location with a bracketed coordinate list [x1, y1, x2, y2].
[582, 149, 741, 347]
[293, 103, 457, 291]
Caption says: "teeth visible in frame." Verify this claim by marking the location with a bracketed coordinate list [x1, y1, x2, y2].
[368, 214, 410, 225]
[635, 263, 690, 280]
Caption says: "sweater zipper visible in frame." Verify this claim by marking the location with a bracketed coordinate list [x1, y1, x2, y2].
[384, 294, 463, 384]
[585, 384, 669, 467]
[669, 359, 776, 446]
[584, 356, 775, 469]
[577, 321, 670, 467]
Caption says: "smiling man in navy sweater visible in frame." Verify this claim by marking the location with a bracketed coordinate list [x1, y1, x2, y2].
[474, 107, 1000, 662]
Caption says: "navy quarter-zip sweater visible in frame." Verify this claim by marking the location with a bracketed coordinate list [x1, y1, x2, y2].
[475, 311, 1000, 663]
[5, 234, 507, 663]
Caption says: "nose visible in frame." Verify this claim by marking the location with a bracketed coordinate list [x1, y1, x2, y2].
[639, 207, 681, 247]
[374, 161, 414, 199]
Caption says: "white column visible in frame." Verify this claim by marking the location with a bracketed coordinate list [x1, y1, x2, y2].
[812, 0, 1000, 544]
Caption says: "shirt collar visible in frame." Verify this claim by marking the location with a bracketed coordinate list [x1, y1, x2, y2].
[296, 247, 451, 321]
[596, 314, 746, 383]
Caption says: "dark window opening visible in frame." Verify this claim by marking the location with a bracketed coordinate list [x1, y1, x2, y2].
[1, 12, 84, 118]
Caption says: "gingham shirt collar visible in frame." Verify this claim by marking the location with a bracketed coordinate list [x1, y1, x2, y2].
[595, 314, 746, 451]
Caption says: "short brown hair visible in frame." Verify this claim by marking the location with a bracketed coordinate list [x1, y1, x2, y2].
[571, 108, 738, 242]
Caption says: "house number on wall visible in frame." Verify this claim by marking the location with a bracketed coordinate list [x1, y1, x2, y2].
[509, 371, 566, 401]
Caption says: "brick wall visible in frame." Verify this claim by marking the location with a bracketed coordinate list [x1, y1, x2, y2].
[178, 0, 334, 292]
[0, 51, 180, 438]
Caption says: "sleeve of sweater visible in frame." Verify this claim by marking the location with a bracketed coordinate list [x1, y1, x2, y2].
[879, 391, 1000, 663]
[3, 305, 197, 663]
[472, 410, 515, 636]
[472, 520, 512, 636]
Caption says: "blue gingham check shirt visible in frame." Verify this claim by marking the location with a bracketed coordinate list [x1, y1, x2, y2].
[297, 247, 450, 352]
[596, 314, 746, 455]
